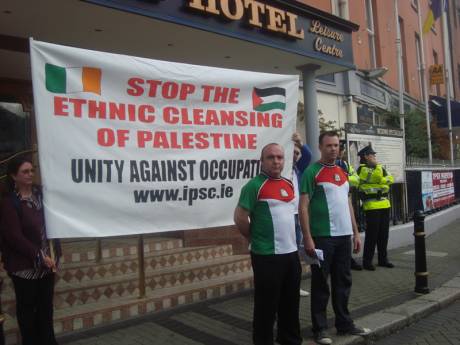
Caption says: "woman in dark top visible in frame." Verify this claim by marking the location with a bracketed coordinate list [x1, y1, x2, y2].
[0, 155, 60, 345]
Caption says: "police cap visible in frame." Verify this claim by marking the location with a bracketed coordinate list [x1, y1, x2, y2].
[358, 145, 376, 156]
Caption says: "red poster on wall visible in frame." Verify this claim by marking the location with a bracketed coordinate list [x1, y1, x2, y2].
[432, 171, 455, 208]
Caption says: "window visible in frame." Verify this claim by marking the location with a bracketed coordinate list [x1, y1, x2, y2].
[357, 104, 374, 125]
[331, 0, 339, 16]
[411, 0, 419, 12]
[399, 17, 409, 92]
[458, 64, 460, 92]
[415, 33, 425, 100]
[433, 50, 441, 96]
[317, 73, 335, 84]
[0, 101, 31, 177]
[331, 0, 348, 19]
[365, 0, 377, 68]
[456, 6, 460, 28]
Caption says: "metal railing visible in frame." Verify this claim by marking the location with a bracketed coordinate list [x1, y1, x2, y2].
[406, 156, 460, 168]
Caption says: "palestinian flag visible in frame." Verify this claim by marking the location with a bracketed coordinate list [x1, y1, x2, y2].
[252, 87, 286, 111]
[45, 63, 102, 95]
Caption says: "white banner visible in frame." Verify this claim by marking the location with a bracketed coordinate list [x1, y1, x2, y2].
[30, 40, 299, 238]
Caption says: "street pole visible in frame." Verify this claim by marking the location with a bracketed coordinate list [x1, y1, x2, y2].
[395, 0, 409, 221]
[441, 0, 455, 165]
[414, 210, 429, 294]
[417, 1, 433, 164]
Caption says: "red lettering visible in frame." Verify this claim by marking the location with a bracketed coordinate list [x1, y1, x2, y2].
[163, 107, 180, 124]
[127, 78, 144, 96]
[193, 108, 204, 125]
[209, 132, 223, 148]
[146, 80, 161, 97]
[88, 100, 106, 119]
[162, 81, 179, 99]
[201, 85, 214, 102]
[137, 130, 152, 148]
[138, 105, 155, 123]
[195, 132, 209, 149]
[153, 131, 169, 149]
[97, 128, 115, 147]
[182, 132, 193, 149]
[180, 83, 196, 100]
[117, 129, 130, 147]
[180, 108, 193, 125]
[68, 98, 86, 117]
[247, 134, 257, 149]
[54, 96, 68, 116]
[229, 88, 240, 103]
[169, 132, 180, 149]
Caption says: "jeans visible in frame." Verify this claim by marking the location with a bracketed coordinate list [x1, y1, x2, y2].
[310, 236, 354, 333]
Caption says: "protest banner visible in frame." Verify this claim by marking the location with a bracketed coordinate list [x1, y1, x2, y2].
[431, 171, 455, 208]
[30, 40, 299, 238]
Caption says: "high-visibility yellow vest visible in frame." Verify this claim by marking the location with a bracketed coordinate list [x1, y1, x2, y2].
[357, 164, 394, 210]
[336, 160, 360, 187]
[346, 163, 360, 188]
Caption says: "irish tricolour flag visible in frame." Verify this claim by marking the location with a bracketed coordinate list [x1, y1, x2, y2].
[252, 87, 286, 111]
[45, 63, 102, 95]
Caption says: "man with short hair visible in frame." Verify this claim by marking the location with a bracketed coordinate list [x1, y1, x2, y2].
[234, 143, 302, 345]
[299, 131, 369, 345]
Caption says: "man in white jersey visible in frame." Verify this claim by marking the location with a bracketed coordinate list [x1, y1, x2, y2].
[299, 131, 369, 345]
[234, 143, 302, 345]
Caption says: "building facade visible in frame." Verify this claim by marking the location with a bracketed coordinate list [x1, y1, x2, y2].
[298, 0, 459, 159]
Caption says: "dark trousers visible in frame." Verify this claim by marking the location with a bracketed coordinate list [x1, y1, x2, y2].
[363, 208, 390, 265]
[10, 273, 58, 345]
[310, 236, 354, 333]
[251, 251, 302, 345]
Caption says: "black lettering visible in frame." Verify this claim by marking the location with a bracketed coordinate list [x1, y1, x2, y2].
[130, 160, 140, 182]
[200, 161, 209, 180]
[71, 159, 83, 183]
[85, 159, 97, 183]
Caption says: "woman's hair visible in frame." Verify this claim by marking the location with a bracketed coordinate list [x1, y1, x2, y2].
[5, 155, 33, 192]
[359, 155, 368, 164]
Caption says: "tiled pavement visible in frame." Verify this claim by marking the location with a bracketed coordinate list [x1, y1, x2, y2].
[59, 220, 460, 345]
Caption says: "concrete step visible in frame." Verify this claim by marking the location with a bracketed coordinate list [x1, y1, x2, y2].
[2, 270, 254, 345]
[59, 236, 184, 264]
[1, 254, 251, 314]
[0, 244, 233, 291]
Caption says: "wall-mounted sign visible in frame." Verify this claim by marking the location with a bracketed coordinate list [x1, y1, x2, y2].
[345, 123, 405, 183]
[187, 0, 304, 39]
[421, 170, 455, 211]
[429, 64, 444, 85]
[85, 0, 357, 69]
[310, 20, 344, 58]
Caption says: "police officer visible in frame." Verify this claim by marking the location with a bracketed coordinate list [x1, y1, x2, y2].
[357, 145, 394, 271]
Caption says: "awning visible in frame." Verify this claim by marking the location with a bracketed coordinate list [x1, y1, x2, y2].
[430, 95, 460, 128]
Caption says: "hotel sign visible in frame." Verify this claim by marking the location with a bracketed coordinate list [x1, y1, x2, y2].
[187, 0, 305, 39]
[85, 0, 357, 69]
